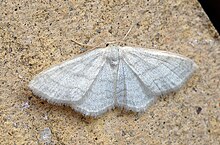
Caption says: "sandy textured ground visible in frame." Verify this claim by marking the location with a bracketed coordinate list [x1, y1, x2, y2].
[0, 0, 219, 144]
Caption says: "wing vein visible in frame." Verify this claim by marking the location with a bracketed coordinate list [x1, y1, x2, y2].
[129, 51, 183, 79]
[75, 57, 107, 104]
[121, 58, 158, 98]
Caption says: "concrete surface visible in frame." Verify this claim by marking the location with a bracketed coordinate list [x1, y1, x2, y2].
[0, 0, 219, 144]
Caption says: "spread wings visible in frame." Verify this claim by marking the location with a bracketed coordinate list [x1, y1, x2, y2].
[29, 46, 197, 116]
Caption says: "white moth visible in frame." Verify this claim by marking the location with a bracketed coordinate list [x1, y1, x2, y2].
[29, 45, 197, 117]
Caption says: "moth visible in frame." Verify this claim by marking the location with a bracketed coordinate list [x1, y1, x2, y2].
[29, 45, 197, 117]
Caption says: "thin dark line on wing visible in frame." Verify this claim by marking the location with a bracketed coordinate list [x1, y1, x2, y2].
[121, 58, 158, 98]
[128, 51, 183, 79]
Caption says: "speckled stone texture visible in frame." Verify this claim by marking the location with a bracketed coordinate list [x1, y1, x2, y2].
[0, 0, 219, 144]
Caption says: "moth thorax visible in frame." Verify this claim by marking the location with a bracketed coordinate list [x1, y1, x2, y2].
[107, 46, 119, 67]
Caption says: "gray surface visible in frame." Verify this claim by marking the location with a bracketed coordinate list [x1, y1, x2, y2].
[29, 45, 197, 116]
